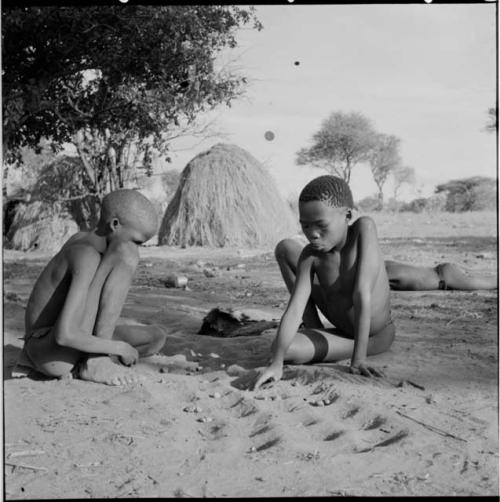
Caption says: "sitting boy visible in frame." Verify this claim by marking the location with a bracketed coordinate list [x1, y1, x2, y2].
[14, 189, 167, 386]
[385, 260, 497, 291]
[254, 175, 394, 389]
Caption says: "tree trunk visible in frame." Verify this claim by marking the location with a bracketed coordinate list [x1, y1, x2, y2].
[377, 189, 384, 210]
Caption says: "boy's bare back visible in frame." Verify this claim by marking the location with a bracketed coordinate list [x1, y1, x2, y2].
[25, 232, 105, 334]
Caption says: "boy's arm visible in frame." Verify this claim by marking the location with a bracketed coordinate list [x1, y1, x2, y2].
[351, 217, 382, 376]
[254, 250, 314, 389]
[52, 245, 136, 360]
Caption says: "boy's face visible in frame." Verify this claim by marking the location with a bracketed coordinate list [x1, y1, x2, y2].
[299, 200, 350, 252]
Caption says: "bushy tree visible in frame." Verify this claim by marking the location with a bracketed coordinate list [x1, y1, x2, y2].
[368, 133, 401, 207]
[3, 5, 262, 208]
[296, 111, 377, 184]
[435, 176, 496, 212]
[485, 106, 497, 132]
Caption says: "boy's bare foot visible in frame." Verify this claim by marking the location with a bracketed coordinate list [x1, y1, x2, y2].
[77, 356, 144, 386]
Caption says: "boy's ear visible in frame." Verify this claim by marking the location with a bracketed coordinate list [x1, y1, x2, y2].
[346, 209, 352, 220]
[109, 217, 121, 232]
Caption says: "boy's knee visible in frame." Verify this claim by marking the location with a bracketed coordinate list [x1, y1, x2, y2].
[274, 238, 299, 262]
[114, 241, 140, 270]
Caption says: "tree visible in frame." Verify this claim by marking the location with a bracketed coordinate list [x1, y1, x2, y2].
[2, 6, 262, 212]
[485, 106, 497, 132]
[435, 176, 496, 212]
[392, 165, 416, 200]
[296, 111, 377, 184]
[368, 133, 401, 208]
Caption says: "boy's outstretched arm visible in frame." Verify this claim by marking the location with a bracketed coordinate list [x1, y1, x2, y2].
[52, 246, 139, 363]
[254, 251, 314, 390]
[350, 218, 384, 377]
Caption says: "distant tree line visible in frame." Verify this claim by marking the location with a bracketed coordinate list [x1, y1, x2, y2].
[357, 176, 496, 213]
[297, 108, 496, 212]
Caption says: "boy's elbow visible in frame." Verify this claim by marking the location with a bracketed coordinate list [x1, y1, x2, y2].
[54, 328, 78, 347]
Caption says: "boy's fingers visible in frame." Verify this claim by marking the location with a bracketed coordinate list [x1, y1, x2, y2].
[254, 372, 272, 390]
[360, 367, 372, 378]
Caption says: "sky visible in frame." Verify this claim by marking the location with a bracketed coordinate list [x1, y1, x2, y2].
[163, 3, 497, 203]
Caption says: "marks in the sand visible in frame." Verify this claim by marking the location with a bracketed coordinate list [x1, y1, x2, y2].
[356, 429, 410, 453]
[363, 415, 387, 431]
[249, 424, 272, 438]
[302, 416, 320, 427]
[324, 430, 344, 441]
[254, 437, 281, 452]
[176, 367, 411, 466]
[343, 406, 360, 419]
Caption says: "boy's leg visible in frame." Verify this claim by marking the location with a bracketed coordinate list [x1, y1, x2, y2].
[112, 323, 168, 357]
[284, 323, 395, 364]
[437, 263, 497, 290]
[21, 328, 82, 378]
[275, 238, 328, 328]
[77, 241, 151, 385]
[384, 260, 440, 290]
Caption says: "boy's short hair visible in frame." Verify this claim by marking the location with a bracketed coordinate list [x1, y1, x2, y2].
[299, 175, 354, 209]
[98, 189, 158, 237]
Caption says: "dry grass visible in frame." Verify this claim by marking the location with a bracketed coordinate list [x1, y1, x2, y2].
[6, 200, 78, 253]
[158, 143, 298, 247]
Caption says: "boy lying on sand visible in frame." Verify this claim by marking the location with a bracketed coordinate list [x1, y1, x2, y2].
[385, 260, 497, 291]
[254, 175, 394, 389]
[14, 189, 167, 386]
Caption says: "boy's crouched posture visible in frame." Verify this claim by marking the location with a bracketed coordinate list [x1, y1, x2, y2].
[15, 189, 167, 386]
[255, 175, 394, 389]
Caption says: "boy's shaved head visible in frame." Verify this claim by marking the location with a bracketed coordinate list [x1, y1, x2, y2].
[299, 175, 354, 209]
[98, 189, 158, 239]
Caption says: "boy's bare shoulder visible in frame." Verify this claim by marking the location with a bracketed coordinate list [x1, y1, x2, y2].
[62, 238, 102, 271]
[350, 215, 378, 237]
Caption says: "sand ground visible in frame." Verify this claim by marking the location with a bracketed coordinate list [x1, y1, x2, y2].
[3, 211, 498, 498]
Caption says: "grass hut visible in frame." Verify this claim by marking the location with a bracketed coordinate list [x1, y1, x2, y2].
[158, 143, 298, 247]
[6, 200, 78, 252]
[5, 155, 98, 252]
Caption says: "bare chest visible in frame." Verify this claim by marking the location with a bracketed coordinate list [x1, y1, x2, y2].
[314, 250, 357, 297]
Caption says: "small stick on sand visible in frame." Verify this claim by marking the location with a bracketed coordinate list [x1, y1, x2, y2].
[8, 450, 45, 458]
[6, 462, 48, 472]
[396, 410, 467, 442]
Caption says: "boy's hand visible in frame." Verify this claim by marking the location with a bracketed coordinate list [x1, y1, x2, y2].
[117, 342, 139, 366]
[253, 362, 283, 390]
[349, 362, 384, 378]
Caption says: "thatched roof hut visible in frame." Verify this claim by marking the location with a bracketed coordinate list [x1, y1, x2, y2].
[6, 200, 78, 252]
[5, 155, 98, 252]
[158, 144, 298, 247]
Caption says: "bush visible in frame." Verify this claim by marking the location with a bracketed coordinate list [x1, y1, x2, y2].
[435, 176, 496, 212]
[399, 193, 446, 213]
[356, 195, 381, 212]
